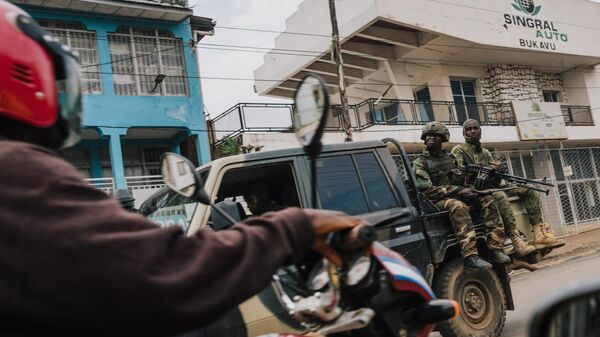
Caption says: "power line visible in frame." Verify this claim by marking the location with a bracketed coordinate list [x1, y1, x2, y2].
[46, 26, 599, 74]
[92, 36, 584, 72]
[81, 45, 182, 69]
[88, 33, 598, 64]
[80, 70, 600, 90]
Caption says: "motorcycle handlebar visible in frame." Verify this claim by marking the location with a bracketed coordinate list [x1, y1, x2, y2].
[330, 225, 376, 252]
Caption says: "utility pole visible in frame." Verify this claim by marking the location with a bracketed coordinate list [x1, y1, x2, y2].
[328, 0, 352, 142]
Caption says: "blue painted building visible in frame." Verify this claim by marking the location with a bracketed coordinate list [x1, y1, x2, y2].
[10, 0, 215, 191]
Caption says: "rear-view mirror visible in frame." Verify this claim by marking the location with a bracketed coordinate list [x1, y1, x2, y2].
[293, 73, 329, 158]
[160, 153, 210, 205]
[529, 281, 600, 337]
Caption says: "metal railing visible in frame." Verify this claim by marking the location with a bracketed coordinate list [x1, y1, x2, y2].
[209, 103, 295, 145]
[86, 175, 165, 208]
[209, 99, 593, 145]
[86, 177, 115, 194]
[125, 175, 165, 190]
[353, 99, 515, 128]
[491, 147, 600, 236]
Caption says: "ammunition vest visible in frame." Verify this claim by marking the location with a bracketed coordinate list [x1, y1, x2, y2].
[420, 153, 457, 186]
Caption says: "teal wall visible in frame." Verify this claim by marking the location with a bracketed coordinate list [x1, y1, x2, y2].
[20, 6, 212, 188]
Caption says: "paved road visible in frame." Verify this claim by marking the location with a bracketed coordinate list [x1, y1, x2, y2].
[429, 252, 600, 337]
[502, 252, 600, 337]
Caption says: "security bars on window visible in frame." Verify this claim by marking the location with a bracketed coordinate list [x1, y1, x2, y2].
[108, 27, 188, 96]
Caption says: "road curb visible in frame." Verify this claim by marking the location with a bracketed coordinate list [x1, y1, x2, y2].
[512, 247, 600, 278]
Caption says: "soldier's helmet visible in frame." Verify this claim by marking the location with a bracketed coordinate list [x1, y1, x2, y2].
[421, 121, 450, 142]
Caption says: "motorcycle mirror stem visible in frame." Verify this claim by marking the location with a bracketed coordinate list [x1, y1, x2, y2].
[160, 152, 238, 226]
[293, 73, 330, 208]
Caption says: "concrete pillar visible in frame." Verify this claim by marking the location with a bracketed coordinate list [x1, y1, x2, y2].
[99, 127, 128, 189]
[426, 67, 454, 122]
[168, 144, 181, 154]
[169, 130, 190, 155]
[192, 130, 211, 165]
[385, 61, 415, 99]
[95, 35, 115, 96]
[89, 143, 102, 179]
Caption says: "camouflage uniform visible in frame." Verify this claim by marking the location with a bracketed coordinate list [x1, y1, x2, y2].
[452, 119, 564, 251]
[451, 141, 519, 237]
[412, 149, 506, 255]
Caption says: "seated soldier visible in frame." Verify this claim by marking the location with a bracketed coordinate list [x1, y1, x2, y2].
[243, 185, 285, 216]
[451, 119, 564, 254]
[412, 122, 510, 271]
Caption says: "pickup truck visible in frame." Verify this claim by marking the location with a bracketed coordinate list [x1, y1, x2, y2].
[140, 139, 517, 337]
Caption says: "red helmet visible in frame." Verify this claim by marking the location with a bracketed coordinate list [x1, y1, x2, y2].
[0, 0, 82, 148]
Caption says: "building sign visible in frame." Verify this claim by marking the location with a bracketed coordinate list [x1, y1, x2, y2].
[512, 101, 568, 141]
[503, 0, 569, 51]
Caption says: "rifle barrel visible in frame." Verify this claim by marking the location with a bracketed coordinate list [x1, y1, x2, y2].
[496, 172, 555, 187]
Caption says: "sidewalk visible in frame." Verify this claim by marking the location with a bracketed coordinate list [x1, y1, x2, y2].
[513, 228, 600, 276]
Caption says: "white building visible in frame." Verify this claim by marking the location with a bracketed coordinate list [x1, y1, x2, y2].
[210, 0, 600, 234]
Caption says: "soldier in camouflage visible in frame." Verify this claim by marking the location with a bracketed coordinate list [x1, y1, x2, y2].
[412, 122, 510, 271]
[451, 119, 565, 255]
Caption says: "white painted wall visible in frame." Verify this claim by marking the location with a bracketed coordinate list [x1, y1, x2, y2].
[256, 0, 600, 95]
[242, 122, 600, 153]
[251, 0, 600, 150]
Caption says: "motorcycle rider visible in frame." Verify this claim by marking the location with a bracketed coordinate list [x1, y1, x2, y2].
[412, 122, 510, 270]
[0, 2, 361, 335]
[451, 119, 565, 254]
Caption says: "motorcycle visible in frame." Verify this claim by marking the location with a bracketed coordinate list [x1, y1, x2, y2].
[258, 220, 458, 337]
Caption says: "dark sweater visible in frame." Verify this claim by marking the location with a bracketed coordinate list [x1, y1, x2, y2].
[0, 140, 314, 336]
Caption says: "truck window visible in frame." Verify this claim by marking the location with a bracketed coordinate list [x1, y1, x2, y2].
[316, 153, 399, 215]
[354, 153, 398, 211]
[317, 155, 368, 215]
[216, 162, 300, 218]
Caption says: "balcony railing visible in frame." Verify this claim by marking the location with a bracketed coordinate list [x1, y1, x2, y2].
[86, 177, 116, 194]
[208, 100, 594, 145]
[86, 175, 165, 208]
[210, 103, 295, 145]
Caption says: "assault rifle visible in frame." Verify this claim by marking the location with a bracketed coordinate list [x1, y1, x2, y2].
[461, 164, 554, 195]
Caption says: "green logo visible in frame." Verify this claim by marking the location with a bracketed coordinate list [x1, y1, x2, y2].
[512, 0, 542, 16]
[532, 102, 541, 112]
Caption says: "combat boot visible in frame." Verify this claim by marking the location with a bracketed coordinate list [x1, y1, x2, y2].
[488, 250, 511, 264]
[464, 255, 492, 271]
[533, 223, 566, 250]
[511, 233, 536, 257]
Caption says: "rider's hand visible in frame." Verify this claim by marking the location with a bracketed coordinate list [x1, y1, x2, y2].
[490, 160, 508, 173]
[302, 209, 364, 268]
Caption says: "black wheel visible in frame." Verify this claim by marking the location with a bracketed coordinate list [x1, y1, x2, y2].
[433, 258, 506, 337]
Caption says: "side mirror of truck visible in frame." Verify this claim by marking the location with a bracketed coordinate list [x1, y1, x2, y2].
[529, 280, 600, 337]
[161, 152, 210, 205]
